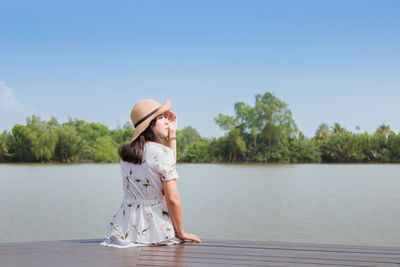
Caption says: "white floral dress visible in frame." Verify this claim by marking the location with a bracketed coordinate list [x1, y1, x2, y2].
[100, 142, 181, 248]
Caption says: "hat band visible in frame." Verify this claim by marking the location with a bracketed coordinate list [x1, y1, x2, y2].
[134, 107, 159, 128]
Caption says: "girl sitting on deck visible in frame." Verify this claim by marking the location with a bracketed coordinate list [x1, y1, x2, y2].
[101, 99, 201, 247]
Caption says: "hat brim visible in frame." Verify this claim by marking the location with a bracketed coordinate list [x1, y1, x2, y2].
[130, 100, 171, 143]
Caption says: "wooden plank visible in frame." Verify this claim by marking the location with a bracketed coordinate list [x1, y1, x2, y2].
[136, 263, 337, 267]
[202, 239, 400, 252]
[137, 253, 382, 267]
[138, 257, 268, 266]
[144, 243, 400, 259]
[2, 238, 398, 254]
[0, 238, 399, 267]
[143, 243, 400, 257]
[141, 249, 400, 264]
[0, 241, 141, 258]
[135, 258, 375, 267]
[199, 240, 400, 255]
[140, 250, 400, 265]
[0, 240, 142, 267]
[137, 261, 263, 267]
[141, 248, 400, 266]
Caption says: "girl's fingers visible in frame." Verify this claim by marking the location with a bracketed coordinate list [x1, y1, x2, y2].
[168, 111, 176, 121]
[191, 234, 201, 243]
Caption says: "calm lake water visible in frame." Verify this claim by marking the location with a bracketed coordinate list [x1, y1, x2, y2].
[0, 163, 399, 246]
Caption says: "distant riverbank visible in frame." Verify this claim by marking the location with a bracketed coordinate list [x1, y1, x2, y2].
[1, 92, 399, 164]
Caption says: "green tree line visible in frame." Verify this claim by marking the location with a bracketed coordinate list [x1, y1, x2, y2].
[1, 92, 400, 163]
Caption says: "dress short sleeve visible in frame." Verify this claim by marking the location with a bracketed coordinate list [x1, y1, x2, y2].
[154, 146, 179, 182]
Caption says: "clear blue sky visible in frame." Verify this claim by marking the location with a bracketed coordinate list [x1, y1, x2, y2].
[1, 0, 399, 138]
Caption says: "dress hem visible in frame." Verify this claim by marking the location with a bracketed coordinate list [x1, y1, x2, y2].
[100, 237, 183, 248]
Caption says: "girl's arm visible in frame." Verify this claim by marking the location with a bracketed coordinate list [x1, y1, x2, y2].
[163, 180, 200, 243]
[166, 138, 176, 161]
[164, 110, 199, 242]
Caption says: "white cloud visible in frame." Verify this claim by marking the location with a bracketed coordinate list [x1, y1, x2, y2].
[0, 81, 33, 114]
[0, 81, 36, 131]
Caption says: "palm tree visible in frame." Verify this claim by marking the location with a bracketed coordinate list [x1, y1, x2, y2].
[375, 123, 391, 140]
[315, 123, 330, 140]
[332, 123, 345, 136]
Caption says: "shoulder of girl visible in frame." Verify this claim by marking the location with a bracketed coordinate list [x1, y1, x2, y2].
[159, 144, 172, 155]
[148, 143, 170, 156]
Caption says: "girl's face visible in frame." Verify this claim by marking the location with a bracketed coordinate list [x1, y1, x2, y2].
[151, 112, 169, 138]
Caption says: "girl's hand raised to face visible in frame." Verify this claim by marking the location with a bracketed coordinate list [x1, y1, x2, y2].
[167, 111, 177, 136]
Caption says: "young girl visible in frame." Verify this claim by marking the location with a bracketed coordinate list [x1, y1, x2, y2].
[101, 99, 200, 247]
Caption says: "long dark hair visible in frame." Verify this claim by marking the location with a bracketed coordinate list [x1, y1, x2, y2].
[118, 118, 163, 164]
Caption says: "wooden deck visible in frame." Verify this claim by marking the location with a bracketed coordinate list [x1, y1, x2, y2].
[1, 239, 399, 267]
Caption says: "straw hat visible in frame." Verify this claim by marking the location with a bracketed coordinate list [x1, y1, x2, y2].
[130, 99, 171, 142]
